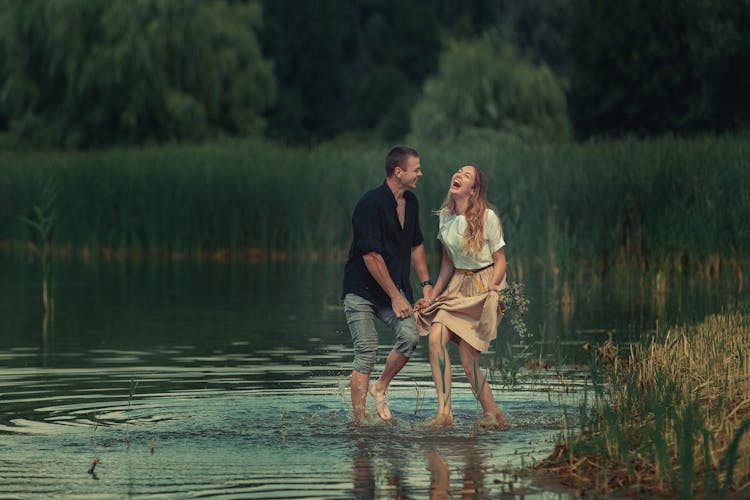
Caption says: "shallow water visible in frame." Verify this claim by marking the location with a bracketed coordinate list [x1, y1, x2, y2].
[0, 258, 738, 498]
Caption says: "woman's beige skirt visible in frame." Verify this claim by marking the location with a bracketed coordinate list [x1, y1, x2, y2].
[414, 265, 507, 353]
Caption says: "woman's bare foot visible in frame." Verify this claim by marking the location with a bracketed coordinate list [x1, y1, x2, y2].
[479, 412, 510, 430]
[426, 412, 453, 426]
[369, 385, 392, 421]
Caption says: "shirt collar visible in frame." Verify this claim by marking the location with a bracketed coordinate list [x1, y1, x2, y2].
[381, 180, 398, 207]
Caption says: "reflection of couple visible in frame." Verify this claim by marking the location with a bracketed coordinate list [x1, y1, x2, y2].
[342, 146, 508, 428]
[352, 439, 487, 499]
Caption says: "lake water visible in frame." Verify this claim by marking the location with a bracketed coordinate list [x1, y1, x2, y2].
[0, 257, 739, 498]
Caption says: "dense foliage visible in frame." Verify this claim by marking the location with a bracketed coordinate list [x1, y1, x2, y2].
[568, 0, 750, 137]
[408, 34, 571, 143]
[260, 0, 575, 143]
[0, 0, 748, 147]
[0, 0, 274, 148]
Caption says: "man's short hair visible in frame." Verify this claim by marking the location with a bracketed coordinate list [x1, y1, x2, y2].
[385, 146, 419, 177]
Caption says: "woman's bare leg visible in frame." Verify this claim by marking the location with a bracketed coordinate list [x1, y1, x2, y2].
[428, 323, 453, 424]
[458, 340, 508, 429]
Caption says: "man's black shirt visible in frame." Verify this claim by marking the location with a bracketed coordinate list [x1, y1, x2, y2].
[342, 181, 424, 307]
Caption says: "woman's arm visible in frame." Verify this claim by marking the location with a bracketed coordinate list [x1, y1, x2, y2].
[431, 245, 455, 299]
[488, 248, 507, 292]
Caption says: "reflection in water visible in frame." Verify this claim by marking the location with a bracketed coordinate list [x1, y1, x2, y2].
[350, 431, 536, 499]
[559, 280, 575, 328]
[426, 444, 520, 499]
[352, 442, 376, 499]
[352, 438, 413, 499]
[426, 449, 451, 499]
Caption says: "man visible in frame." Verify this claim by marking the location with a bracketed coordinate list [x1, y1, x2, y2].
[342, 146, 434, 423]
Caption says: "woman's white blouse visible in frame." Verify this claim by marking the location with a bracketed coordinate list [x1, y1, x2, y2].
[437, 209, 505, 270]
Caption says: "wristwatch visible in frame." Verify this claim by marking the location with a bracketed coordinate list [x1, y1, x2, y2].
[420, 279, 433, 287]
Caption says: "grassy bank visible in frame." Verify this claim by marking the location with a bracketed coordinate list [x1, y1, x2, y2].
[1, 134, 748, 283]
[538, 309, 750, 497]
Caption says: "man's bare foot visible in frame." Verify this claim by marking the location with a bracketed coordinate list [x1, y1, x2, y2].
[369, 385, 392, 421]
[350, 413, 388, 427]
[479, 411, 510, 430]
[425, 413, 453, 427]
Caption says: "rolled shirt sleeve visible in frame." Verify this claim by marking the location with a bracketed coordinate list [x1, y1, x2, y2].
[352, 197, 384, 255]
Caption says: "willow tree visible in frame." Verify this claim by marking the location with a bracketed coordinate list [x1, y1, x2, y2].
[409, 34, 571, 144]
[0, 0, 275, 148]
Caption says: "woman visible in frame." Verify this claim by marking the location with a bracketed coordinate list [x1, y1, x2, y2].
[414, 164, 509, 429]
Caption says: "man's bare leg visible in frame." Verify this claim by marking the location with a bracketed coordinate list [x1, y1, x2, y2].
[369, 350, 408, 420]
[351, 369, 371, 423]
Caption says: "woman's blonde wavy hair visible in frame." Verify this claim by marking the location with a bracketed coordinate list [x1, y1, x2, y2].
[439, 164, 497, 256]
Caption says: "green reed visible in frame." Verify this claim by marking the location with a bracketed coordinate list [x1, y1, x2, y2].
[1, 135, 748, 283]
[18, 178, 58, 315]
[553, 309, 750, 497]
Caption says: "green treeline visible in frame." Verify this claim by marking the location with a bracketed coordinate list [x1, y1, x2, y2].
[3, 136, 748, 281]
[1, 0, 748, 148]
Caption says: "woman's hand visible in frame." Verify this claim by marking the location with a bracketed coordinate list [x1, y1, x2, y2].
[414, 298, 430, 311]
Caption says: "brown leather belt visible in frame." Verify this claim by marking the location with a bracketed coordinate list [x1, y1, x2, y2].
[454, 264, 493, 292]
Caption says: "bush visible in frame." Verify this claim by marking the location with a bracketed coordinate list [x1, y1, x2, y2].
[409, 33, 571, 144]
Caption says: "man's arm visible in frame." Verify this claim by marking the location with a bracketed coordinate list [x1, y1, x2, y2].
[432, 245, 455, 298]
[410, 243, 434, 302]
[362, 252, 413, 319]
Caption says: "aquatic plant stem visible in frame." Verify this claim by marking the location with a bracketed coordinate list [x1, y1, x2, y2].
[18, 179, 58, 322]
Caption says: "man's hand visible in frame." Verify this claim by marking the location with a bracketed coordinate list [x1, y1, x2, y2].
[391, 294, 412, 319]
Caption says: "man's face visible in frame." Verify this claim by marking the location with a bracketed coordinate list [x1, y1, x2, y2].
[396, 155, 422, 190]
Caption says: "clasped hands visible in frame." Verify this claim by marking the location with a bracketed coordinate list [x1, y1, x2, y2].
[413, 285, 435, 313]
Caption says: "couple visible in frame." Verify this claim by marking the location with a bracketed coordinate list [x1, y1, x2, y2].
[341, 146, 509, 429]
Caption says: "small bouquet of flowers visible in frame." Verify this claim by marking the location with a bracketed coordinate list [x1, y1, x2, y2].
[499, 281, 529, 340]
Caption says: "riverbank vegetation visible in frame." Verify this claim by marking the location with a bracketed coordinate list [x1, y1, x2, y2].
[2, 134, 748, 286]
[537, 308, 750, 497]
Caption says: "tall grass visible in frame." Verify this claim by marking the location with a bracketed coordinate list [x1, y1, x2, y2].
[541, 309, 750, 497]
[1, 134, 748, 283]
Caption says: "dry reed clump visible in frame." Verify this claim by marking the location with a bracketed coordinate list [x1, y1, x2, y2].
[536, 311, 750, 498]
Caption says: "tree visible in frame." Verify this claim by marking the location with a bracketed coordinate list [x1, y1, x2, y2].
[568, 0, 750, 138]
[0, 0, 275, 148]
[492, 0, 573, 79]
[261, 0, 447, 143]
[409, 33, 571, 143]
[260, 0, 357, 143]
